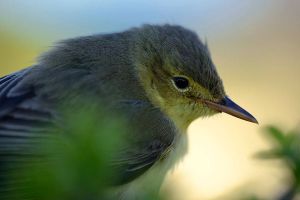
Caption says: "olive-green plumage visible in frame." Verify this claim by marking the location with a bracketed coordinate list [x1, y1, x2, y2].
[0, 24, 257, 199]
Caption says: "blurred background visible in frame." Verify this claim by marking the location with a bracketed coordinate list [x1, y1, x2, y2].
[0, 0, 299, 199]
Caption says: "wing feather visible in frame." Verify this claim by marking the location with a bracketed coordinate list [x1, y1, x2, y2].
[0, 68, 175, 194]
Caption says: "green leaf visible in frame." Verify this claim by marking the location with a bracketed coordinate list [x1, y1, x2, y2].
[263, 126, 286, 146]
[255, 149, 284, 159]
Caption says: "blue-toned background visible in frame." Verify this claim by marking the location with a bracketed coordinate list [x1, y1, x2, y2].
[1, 1, 299, 199]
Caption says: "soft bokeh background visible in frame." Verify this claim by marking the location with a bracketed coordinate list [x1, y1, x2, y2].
[0, 0, 299, 199]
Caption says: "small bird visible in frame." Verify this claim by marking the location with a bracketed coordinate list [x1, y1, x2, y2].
[0, 24, 257, 199]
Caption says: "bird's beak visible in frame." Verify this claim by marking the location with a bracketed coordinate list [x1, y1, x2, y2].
[202, 96, 258, 124]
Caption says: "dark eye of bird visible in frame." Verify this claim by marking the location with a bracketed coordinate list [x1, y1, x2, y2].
[172, 76, 189, 91]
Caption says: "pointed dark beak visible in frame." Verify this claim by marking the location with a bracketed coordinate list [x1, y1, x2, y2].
[203, 96, 258, 124]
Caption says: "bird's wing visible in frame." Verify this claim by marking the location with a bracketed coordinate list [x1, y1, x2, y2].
[0, 68, 58, 194]
[110, 101, 176, 185]
[0, 67, 55, 142]
[110, 139, 172, 185]
[0, 69, 176, 192]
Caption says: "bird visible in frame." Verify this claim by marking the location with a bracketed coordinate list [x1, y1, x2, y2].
[0, 24, 257, 199]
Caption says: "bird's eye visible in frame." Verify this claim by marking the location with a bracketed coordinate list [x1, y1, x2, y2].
[172, 76, 189, 91]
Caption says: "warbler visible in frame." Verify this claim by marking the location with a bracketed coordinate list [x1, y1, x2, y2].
[0, 24, 257, 199]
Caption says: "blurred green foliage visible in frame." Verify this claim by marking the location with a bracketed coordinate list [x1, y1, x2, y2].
[5, 108, 167, 200]
[254, 125, 300, 200]
[9, 109, 125, 200]
[221, 125, 300, 200]
[258, 126, 300, 185]
[0, 99, 170, 200]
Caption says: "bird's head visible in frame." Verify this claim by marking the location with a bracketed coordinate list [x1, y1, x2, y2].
[132, 25, 257, 130]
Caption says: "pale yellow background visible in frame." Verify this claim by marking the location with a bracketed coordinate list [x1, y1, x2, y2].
[1, 1, 299, 199]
